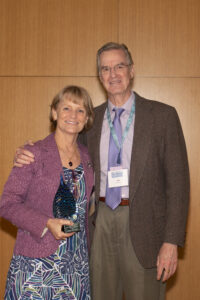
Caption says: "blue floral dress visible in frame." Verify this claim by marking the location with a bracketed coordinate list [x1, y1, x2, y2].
[4, 164, 90, 300]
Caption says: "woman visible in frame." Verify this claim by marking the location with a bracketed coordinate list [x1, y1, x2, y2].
[0, 85, 94, 300]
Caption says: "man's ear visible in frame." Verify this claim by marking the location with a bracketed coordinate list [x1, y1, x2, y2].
[130, 64, 134, 79]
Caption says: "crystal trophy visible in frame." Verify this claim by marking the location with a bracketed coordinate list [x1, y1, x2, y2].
[53, 176, 80, 233]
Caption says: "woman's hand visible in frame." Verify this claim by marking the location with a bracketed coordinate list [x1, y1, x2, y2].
[47, 218, 75, 240]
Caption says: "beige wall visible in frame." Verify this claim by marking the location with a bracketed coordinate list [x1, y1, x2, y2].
[0, 0, 199, 298]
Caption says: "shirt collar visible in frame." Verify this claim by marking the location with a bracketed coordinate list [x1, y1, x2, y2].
[108, 91, 135, 115]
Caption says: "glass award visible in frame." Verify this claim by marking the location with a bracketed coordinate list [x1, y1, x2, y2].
[53, 176, 80, 233]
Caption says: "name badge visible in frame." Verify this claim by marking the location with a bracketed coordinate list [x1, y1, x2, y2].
[108, 167, 129, 188]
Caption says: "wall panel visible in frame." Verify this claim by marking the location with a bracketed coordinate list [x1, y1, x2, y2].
[119, 0, 200, 77]
[0, 0, 118, 76]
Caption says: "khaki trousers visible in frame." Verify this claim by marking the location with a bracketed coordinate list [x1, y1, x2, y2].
[90, 202, 166, 300]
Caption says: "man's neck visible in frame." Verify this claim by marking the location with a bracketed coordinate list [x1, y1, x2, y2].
[108, 90, 132, 107]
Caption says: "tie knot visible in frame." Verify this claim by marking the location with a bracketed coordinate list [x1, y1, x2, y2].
[113, 108, 124, 119]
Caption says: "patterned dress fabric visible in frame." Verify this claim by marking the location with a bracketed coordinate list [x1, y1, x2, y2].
[4, 164, 90, 300]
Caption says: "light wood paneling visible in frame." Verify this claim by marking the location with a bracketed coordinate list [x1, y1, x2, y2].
[134, 77, 200, 300]
[0, 0, 118, 76]
[119, 0, 200, 77]
[0, 219, 16, 296]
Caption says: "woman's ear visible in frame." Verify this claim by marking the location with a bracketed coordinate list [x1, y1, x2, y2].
[51, 108, 57, 121]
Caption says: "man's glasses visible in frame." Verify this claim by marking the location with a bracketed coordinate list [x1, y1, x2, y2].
[100, 63, 131, 75]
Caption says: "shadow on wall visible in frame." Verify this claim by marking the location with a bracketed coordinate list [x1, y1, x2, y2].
[0, 218, 17, 239]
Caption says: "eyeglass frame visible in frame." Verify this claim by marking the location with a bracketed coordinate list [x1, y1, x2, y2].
[100, 63, 132, 75]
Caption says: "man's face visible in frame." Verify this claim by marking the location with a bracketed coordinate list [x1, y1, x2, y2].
[99, 49, 134, 99]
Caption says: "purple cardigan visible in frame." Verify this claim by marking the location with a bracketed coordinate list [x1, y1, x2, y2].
[0, 133, 94, 258]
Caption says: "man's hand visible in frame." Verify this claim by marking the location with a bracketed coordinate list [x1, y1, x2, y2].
[46, 218, 75, 240]
[14, 141, 35, 167]
[157, 242, 178, 282]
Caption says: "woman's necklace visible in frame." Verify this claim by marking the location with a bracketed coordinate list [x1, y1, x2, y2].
[65, 145, 78, 167]
[68, 157, 73, 167]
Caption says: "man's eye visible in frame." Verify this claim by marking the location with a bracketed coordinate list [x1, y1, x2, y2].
[117, 64, 124, 69]
[102, 67, 109, 72]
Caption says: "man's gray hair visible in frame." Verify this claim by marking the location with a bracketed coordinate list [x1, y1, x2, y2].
[97, 42, 134, 74]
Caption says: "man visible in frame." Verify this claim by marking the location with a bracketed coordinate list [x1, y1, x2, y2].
[14, 42, 189, 300]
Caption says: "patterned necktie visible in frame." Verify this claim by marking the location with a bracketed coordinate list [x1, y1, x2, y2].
[106, 107, 124, 209]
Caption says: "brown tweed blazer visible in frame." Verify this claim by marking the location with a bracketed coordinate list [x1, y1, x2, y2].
[82, 92, 189, 268]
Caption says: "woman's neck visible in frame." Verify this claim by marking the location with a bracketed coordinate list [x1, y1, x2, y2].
[54, 130, 80, 169]
[54, 130, 78, 150]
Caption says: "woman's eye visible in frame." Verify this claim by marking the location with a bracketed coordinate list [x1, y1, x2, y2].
[63, 107, 69, 111]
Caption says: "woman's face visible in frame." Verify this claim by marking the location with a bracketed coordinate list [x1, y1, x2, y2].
[52, 97, 88, 135]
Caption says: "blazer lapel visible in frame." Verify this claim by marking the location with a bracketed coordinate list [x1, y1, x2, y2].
[129, 94, 153, 202]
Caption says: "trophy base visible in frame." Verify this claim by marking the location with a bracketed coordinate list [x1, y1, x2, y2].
[62, 223, 80, 233]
